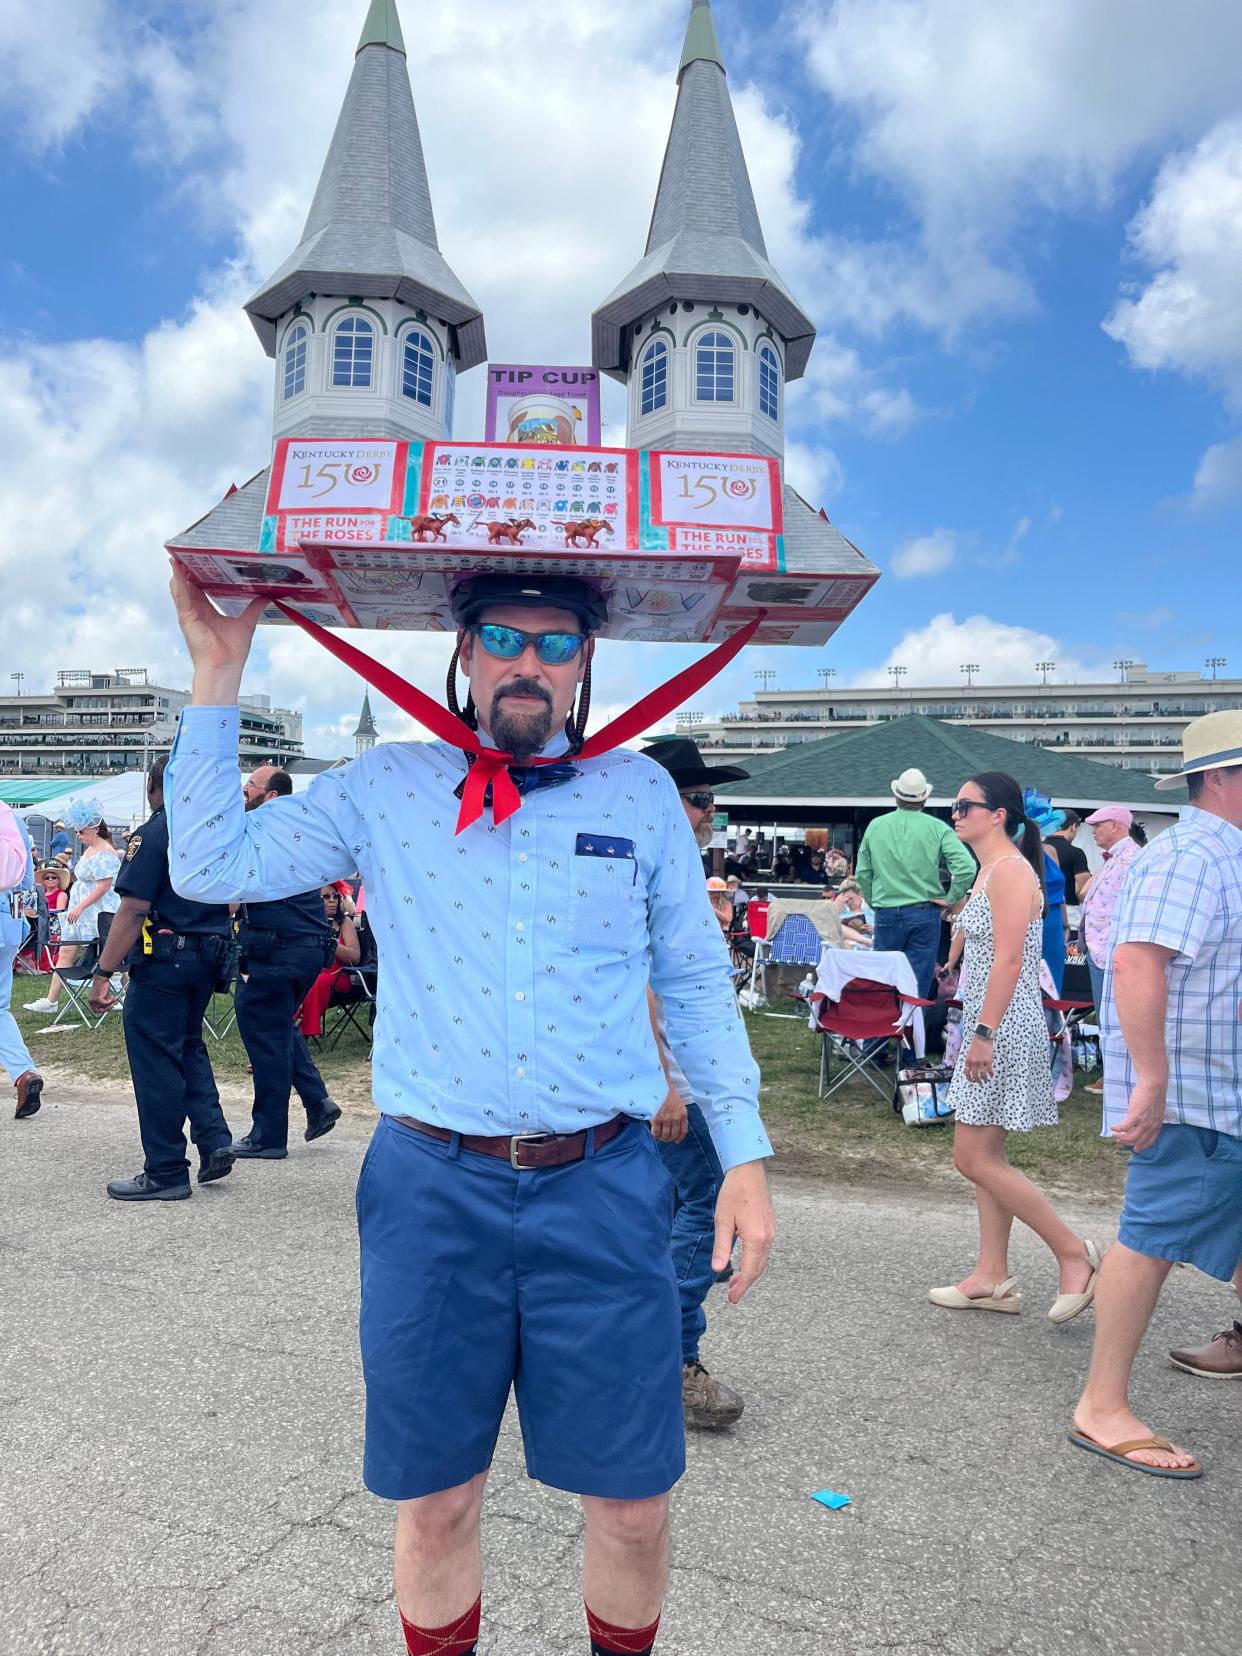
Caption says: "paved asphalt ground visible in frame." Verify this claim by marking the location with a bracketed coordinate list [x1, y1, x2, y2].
[1, 1094, 1238, 1656]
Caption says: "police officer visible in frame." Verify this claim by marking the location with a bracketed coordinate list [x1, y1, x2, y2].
[91, 755, 236, 1200]
[232, 765, 341, 1158]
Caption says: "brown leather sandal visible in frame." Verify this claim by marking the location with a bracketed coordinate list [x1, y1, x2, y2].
[1067, 1429, 1203, 1479]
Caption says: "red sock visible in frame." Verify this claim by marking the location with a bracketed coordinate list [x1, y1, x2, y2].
[586, 1603, 661, 1654]
[399, 1594, 481, 1655]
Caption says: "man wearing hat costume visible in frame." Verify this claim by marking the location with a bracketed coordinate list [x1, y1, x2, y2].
[166, 566, 774, 1656]
[1072, 711, 1242, 1477]
[642, 738, 752, 1432]
[855, 766, 977, 999]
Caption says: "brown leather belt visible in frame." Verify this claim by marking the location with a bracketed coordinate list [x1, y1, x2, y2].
[390, 1114, 629, 1170]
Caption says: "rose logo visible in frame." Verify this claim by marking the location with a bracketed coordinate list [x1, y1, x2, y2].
[348, 464, 378, 486]
[726, 477, 756, 500]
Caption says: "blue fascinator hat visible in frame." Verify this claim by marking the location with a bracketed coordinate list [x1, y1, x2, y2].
[1020, 787, 1065, 837]
[61, 797, 107, 832]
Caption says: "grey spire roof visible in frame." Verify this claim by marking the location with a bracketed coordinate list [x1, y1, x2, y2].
[353, 690, 378, 739]
[592, 0, 816, 382]
[245, 0, 486, 369]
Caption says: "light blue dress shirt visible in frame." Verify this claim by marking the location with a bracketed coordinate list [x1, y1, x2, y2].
[166, 708, 771, 1172]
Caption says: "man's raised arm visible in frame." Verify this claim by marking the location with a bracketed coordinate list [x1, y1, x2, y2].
[164, 567, 363, 904]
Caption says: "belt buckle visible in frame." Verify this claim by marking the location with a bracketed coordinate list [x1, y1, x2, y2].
[509, 1132, 551, 1170]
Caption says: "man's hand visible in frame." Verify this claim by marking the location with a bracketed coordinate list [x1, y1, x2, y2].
[88, 978, 118, 1016]
[650, 1090, 689, 1143]
[1112, 1075, 1168, 1153]
[170, 563, 265, 705]
[712, 1160, 776, 1305]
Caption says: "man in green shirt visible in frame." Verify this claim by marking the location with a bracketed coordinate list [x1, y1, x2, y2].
[855, 767, 976, 996]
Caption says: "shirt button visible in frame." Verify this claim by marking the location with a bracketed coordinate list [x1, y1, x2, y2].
[518, 853, 528, 863]
[516, 1066, 526, 1078]
[516, 922, 526, 933]
[515, 991, 525, 1002]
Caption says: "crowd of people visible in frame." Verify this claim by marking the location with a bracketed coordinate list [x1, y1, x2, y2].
[1, 577, 1238, 1653]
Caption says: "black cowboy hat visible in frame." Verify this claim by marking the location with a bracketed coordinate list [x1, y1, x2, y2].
[641, 736, 750, 788]
[450, 573, 608, 633]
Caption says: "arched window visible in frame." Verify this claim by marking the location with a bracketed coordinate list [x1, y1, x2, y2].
[640, 338, 669, 416]
[758, 343, 781, 423]
[401, 327, 436, 408]
[282, 322, 308, 400]
[695, 330, 735, 403]
[332, 316, 375, 388]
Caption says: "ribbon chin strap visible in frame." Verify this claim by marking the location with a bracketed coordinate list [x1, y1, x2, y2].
[270, 601, 765, 833]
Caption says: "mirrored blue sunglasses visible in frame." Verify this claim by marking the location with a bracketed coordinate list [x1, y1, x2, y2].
[473, 623, 586, 665]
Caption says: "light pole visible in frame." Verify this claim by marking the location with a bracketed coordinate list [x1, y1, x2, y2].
[1206, 656, 1227, 681]
[960, 662, 980, 688]
[1036, 660, 1056, 686]
[754, 669, 777, 693]
[1113, 658, 1135, 684]
[817, 667, 837, 688]
[9, 673, 23, 696]
[677, 710, 705, 730]
[887, 666, 908, 693]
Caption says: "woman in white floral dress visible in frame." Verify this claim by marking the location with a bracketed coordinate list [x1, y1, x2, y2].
[928, 772, 1100, 1323]
[24, 804, 121, 1014]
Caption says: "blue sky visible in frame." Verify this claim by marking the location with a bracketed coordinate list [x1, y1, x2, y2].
[1, 0, 1239, 755]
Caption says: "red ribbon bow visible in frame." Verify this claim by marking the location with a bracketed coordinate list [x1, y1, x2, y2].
[270, 601, 765, 834]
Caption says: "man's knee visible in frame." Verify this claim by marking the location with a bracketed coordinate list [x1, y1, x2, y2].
[582, 1493, 670, 1555]
[396, 1474, 486, 1553]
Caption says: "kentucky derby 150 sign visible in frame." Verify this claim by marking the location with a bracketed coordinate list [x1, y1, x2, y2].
[171, 434, 875, 644]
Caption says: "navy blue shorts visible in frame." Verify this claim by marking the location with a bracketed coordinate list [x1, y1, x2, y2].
[357, 1115, 685, 1501]
[1118, 1123, 1242, 1283]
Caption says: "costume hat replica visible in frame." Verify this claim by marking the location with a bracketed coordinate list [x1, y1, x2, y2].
[162, 7, 879, 1655]
[1154, 709, 1242, 790]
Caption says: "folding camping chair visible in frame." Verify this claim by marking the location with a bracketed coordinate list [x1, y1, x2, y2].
[315, 964, 378, 1051]
[203, 983, 238, 1041]
[811, 976, 935, 1100]
[745, 912, 824, 1017]
[35, 940, 122, 1034]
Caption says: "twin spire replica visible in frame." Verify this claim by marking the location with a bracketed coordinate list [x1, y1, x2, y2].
[170, 0, 877, 682]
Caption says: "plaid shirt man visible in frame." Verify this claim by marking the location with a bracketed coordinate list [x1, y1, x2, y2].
[1101, 808, 1242, 1139]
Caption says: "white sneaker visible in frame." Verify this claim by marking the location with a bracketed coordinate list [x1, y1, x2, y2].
[23, 998, 56, 1013]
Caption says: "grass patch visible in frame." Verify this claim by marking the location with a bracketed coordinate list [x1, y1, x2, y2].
[11, 974, 1127, 1200]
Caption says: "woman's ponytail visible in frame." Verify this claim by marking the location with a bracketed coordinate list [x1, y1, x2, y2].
[1018, 817, 1048, 913]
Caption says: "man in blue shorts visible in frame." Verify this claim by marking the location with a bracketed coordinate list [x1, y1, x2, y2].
[166, 566, 775, 1656]
[1071, 711, 1242, 1478]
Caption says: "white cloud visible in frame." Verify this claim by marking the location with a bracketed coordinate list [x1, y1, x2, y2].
[797, 0, 1242, 337]
[1192, 431, 1242, 501]
[891, 529, 957, 580]
[1104, 120, 1242, 403]
[977, 514, 1031, 570]
[851, 612, 1098, 688]
[785, 441, 845, 505]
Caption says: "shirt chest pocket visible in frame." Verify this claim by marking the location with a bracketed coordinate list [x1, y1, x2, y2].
[570, 849, 642, 947]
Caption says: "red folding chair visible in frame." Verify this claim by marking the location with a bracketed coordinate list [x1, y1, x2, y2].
[811, 977, 936, 1100]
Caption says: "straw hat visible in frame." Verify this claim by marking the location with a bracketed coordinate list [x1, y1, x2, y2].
[890, 767, 932, 803]
[1155, 710, 1242, 791]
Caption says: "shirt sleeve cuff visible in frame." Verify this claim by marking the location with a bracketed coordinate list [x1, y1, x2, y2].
[711, 1113, 774, 1173]
[172, 705, 240, 758]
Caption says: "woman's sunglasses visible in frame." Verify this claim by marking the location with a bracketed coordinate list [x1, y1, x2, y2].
[950, 798, 991, 818]
[473, 623, 586, 666]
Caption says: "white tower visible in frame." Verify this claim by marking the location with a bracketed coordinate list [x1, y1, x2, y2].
[591, 0, 815, 466]
[245, 0, 486, 446]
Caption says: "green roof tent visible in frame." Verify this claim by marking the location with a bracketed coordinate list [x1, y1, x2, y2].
[712, 714, 1186, 825]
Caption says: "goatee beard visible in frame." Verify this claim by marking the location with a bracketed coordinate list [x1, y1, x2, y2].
[490, 681, 555, 761]
[693, 818, 714, 850]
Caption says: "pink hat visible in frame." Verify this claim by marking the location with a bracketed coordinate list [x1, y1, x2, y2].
[706, 876, 729, 891]
[1085, 806, 1133, 829]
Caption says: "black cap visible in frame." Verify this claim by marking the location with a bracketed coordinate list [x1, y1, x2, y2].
[642, 736, 750, 788]
[450, 574, 608, 633]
